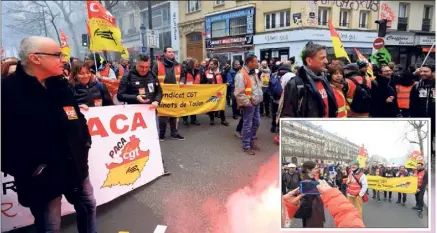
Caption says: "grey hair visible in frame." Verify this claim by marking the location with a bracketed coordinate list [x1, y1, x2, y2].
[19, 36, 51, 65]
[302, 44, 326, 66]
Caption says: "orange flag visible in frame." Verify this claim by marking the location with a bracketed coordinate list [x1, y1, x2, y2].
[328, 20, 351, 63]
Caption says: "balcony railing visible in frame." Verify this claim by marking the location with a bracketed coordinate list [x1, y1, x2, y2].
[422, 18, 431, 32]
[398, 17, 408, 31]
[339, 22, 349, 27]
[359, 23, 368, 28]
[318, 21, 328, 26]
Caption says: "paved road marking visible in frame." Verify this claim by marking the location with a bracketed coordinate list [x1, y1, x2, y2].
[153, 225, 167, 233]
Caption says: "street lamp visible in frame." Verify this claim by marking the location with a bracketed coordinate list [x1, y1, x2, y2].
[140, 23, 146, 52]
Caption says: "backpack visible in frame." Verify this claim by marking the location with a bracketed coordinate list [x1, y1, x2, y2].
[277, 75, 305, 118]
[347, 76, 371, 113]
[270, 75, 283, 100]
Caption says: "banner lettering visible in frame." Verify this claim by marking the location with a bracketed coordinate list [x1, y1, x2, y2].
[366, 175, 418, 194]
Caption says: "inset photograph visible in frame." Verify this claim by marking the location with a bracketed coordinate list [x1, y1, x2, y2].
[281, 119, 432, 229]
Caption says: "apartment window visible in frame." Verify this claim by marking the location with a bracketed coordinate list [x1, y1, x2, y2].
[318, 8, 329, 26]
[230, 17, 247, 36]
[265, 10, 290, 29]
[399, 3, 409, 18]
[339, 10, 350, 27]
[215, 0, 224, 5]
[129, 13, 134, 29]
[422, 5, 432, 31]
[141, 5, 171, 30]
[359, 11, 368, 28]
[211, 20, 226, 38]
[187, 0, 200, 13]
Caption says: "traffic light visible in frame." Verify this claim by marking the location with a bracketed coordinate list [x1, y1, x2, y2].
[82, 34, 89, 47]
[375, 19, 390, 37]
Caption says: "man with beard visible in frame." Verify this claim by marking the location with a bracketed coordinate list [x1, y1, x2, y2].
[294, 161, 325, 227]
[412, 162, 428, 218]
[283, 163, 301, 194]
[396, 67, 417, 117]
[370, 65, 400, 117]
[410, 65, 435, 142]
[153, 46, 185, 141]
[346, 160, 368, 217]
[280, 44, 337, 118]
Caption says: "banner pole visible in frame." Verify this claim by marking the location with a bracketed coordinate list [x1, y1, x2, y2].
[421, 42, 435, 68]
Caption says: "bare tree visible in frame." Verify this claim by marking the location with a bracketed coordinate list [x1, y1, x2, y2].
[100, 0, 119, 12]
[403, 120, 428, 157]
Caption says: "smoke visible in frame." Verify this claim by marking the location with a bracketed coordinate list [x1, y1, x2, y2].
[163, 155, 281, 233]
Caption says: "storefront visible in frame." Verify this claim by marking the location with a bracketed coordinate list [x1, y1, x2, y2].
[384, 32, 415, 68]
[204, 5, 255, 67]
[413, 34, 435, 67]
[254, 29, 377, 65]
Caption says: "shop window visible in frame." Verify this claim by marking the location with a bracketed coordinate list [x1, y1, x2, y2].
[230, 17, 247, 36]
[187, 0, 200, 13]
[158, 31, 172, 51]
[359, 11, 369, 29]
[211, 20, 226, 38]
[141, 4, 170, 30]
[265, 10, 290, 29]
[318, 8, 330, 26]
[339, 10, 350, 27]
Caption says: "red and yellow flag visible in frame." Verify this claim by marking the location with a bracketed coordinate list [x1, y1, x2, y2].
[59, 29, 71, 62]
[354, 48, 375, 80]
[357, 144, 367, 168]
[405, 151, 424, 169]
[328, 20, 351, 63]
[86, 0, 123, 52]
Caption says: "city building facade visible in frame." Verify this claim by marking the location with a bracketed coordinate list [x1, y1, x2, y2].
[281, 121, 363, 166]
[379, 0, 435, 68]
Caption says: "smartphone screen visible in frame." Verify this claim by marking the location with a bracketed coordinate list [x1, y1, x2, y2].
[300, 180, 320, 195]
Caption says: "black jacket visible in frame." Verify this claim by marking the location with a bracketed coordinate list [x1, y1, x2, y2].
[117, 68, 163, 105]
[72, 80, 113, 107]
[281, 66, 337, 118]
[1, 63, 92, 207]
[370, 75, 400, 117]
[152, 57, 185, 84]
[283, 171, 300, 190]
[410, 79, 435, 135]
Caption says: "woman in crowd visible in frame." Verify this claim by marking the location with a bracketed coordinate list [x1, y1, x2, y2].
[182, 57, 201, 125]
[282, 180, 365, 228]
[69, 61, 113, 110]
[203, 59, 229, 126]
[328, 66, 348, 118]
[1, 59, 18, 78]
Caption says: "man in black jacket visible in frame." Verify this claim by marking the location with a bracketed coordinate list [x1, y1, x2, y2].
[280, 43, 337, 118]
[2, 36, 95, 232]
[370, 65, 400, 117]
[152, 46, 185, 141]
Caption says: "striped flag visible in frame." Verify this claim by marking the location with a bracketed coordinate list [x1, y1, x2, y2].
[328, 20, 351, 63]
[354, 48, 375, 80]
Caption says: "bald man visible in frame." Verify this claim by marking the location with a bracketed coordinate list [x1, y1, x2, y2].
[1, 36, 96, 233]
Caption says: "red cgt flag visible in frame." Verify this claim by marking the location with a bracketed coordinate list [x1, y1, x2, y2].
[86, 0, 116, 25]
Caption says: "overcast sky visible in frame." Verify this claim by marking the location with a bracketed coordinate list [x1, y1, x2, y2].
[308, 120, 429, 160]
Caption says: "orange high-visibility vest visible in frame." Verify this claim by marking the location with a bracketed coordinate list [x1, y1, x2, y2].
[157, 61, 180, 84]
[346, 76, 371, 117]
[185, 72, 201, 85]
[239, 68, 253, 99]
[331, 85, 347, 118]
[204, 70, 223, 84]
[99, 66, 111, 77]
[396, 83, 416, 109]
[414, 169, 426, 189]
[347, 172, 363, 196]
[118, 65, 125, 78]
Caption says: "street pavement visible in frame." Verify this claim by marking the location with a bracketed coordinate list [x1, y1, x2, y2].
[8, 109, 279, 233]
[289, 189, 429, 228]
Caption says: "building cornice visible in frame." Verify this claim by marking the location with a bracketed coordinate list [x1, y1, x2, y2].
[179, 18, 205, 27]
[204, 3, 255, 17]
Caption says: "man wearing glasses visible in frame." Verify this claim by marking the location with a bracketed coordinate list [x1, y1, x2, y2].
[1, 36, 96, 233]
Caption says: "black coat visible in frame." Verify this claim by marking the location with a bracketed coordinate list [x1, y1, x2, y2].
[370, 75, 400, 117]
[152, 57, 185, 84]
[410, 79, 436, 137]
[281, 66, 337, 118]
[2, 63, 92, 207]
[72, 80, 113, 107]
[117, 69, 163, 105]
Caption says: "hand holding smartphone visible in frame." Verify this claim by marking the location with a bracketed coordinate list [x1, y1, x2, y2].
[300, 180, 320, 195]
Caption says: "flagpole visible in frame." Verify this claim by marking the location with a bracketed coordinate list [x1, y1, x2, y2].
[421, 42, 435, 68]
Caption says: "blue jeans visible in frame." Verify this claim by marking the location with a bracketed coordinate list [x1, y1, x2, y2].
[29, 177, 97, 233]
[242, 105, 260, 149]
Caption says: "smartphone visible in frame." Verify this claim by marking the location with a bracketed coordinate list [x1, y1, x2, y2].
[300, 180, 320, 195]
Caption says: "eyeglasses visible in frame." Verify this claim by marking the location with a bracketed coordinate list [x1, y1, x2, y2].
[33, 52, 66, 60]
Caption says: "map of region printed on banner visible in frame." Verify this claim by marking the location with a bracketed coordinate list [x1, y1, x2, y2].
[1, 105, 163, 232]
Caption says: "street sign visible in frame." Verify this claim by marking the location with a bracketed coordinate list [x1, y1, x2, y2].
[147, 30, 159, 49]
[373, 37, 385, 50]
[141, 47, 147, 53]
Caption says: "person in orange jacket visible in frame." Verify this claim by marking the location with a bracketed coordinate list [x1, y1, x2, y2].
[282, 180, 365, 228]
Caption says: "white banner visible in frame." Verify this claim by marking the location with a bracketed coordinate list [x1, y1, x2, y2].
[1, 105, 164, 232]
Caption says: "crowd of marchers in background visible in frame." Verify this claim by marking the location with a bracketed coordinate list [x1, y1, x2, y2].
[281, 158, 428, 228]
